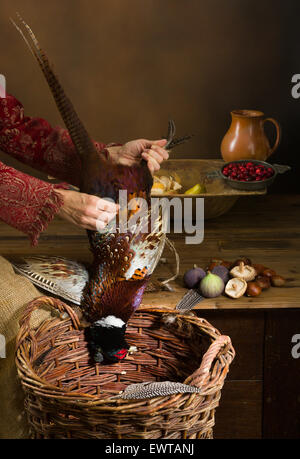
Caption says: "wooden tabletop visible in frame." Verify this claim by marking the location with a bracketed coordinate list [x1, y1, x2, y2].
[0, 194, 299, 310]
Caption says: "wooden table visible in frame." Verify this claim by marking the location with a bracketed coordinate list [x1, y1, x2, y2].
[0, 194, 299, 438]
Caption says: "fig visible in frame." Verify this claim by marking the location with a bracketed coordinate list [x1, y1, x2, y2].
[271, 275, 286, 287]
[246, 282, 262, 297]
[207, 258, 232, 271]
[207, 258, 224, 271]
[256, 275, 271, 290]
[200, 271, 224, 298]
[262, 268, 277, 278]
[212, 265, 230, 284]
[225, 278, 247, 298]
[183, 265, 206, 289]
[221, 260, 233, 270]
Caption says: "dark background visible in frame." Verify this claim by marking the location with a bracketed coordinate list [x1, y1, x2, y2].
[0, 0, 299, 192]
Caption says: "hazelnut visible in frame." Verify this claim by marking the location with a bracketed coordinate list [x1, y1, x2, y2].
[271, 275, 286, 287]
[246, 282, 262, 297]
[252, 264, 267, 276]
[256, 275, 271, 290]
[262, 268, 277, 278]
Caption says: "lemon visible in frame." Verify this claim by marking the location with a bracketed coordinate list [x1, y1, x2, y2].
[184, 183, 206, 195]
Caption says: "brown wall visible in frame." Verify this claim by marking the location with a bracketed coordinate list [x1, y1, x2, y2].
[0, 0, 298, 190]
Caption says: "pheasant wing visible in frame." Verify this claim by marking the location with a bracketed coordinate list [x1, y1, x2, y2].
[9, 256, 89, 305]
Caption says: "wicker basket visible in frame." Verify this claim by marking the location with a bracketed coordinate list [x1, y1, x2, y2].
[16, 297, 235, 439]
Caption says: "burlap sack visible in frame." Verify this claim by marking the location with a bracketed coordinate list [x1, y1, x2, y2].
[0, 256, 51, 438]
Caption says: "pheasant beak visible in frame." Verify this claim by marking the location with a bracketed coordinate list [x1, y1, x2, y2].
[113, 348, 128, 360]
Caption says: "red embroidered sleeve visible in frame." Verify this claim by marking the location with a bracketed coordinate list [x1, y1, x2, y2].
[0, 95, 73, 244]
[0, 162, 68, 246]
[0, 94, 118, 245]
[0, 95, 107, 187]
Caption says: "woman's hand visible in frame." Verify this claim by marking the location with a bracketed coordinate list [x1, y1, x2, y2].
[108, 139, 169, 174]
[55, 189, 118, 231]
[55, 138, 169, 229]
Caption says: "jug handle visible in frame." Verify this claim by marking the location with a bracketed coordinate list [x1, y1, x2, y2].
[263, 117, 281, 157]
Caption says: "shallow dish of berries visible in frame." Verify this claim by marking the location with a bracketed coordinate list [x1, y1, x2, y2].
[218, 160, 290, 191]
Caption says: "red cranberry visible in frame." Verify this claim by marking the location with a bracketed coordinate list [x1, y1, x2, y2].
[224, 161, 274, 183]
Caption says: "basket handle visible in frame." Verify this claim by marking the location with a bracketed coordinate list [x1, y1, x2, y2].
[18, 296, 81, 340]
[185, 334, 233, 388]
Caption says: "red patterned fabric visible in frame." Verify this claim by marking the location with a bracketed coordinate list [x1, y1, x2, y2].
[0, 95, 108, 245]
[0, 94, 107, 186]
[0, 163, 67, 246]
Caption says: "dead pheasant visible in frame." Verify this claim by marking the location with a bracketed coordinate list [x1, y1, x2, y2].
[10, 15, 192, 363]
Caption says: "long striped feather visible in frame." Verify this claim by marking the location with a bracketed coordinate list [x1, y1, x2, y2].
[10, 13, 97, 167]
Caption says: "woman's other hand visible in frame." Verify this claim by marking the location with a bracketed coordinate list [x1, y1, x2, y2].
[55, 189, 118, 231]
[108, 138, 169, 174]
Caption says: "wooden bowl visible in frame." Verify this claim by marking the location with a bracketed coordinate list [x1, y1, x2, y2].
[152, 159, 266, 219]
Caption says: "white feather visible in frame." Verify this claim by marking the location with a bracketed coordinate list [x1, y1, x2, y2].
[94, 315, 125, 328]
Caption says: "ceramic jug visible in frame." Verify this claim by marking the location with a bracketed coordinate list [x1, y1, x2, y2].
[221, 110, 281, 162]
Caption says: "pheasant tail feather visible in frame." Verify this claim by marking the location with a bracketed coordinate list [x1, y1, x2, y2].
[11, 13, 97, 165]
